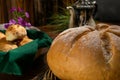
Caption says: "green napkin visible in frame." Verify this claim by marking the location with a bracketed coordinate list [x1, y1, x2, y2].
[0, 30, 52, 75]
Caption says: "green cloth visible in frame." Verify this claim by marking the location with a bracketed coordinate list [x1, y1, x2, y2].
[0, 30, 52, 75]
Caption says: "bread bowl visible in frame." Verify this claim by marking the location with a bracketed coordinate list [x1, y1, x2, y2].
[47, 23, 120, 80]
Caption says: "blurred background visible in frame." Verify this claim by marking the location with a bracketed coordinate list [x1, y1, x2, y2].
[0, 0, 76, 27]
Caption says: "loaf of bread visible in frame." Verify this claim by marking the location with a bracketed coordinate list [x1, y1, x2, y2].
[0, 24, 34, 52]
[0, 38, 18, 52]
[47, 23, 120, 80]
[0, 32, 5, 39]
[19, 36, 33, 46]
[5, 24, 27, 41]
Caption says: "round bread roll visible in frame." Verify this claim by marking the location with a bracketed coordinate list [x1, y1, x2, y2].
[5, 24, 27, 41]
[19, 36, 33, 46]
[0, 38, 18, 52]
[47, 23, 120, 80]
[0, 32, 5, 39]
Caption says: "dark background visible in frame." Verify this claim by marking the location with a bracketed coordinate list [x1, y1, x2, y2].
[0, 0, 76, 26]
[94, 0, 120, 23]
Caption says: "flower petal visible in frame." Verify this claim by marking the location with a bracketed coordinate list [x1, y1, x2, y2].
[25, 22, 31, 27]
[17, 7, 23, 12]
[4, 23, 11, 28]
[25, 12, 29, 18]
[9, 19, 16, 24]
[10, 7, 17, 12]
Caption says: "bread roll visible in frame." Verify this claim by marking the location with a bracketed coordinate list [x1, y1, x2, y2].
[19, 36, 33, 46]
[0, 32, 5, 39]
[0, 38, 18, 52]
[5, 24, 27, 41]
[47, 23, 120, 80]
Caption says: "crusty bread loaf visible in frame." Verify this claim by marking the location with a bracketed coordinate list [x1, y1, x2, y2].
[0, 32, 5, 39]
[0, 38, 18, 52]
[19, 36, 33, 46]
[5, 24, 27, 41]
[47, 23, 120, 80]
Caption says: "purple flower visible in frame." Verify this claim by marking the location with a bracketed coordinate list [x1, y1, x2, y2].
[25, 12, 29, 18]
[17, 17, 31, 27]
[25, 22, 31, 27]
[17, 7, 23, 12]
[18, 17, 23, 22]
[4, 23, 10, 29]
[4, 19, 17, 28]
[10, 7, 17, 13]
[22, 21, 27, 26]
[4, 7, 32, 29]
[9, 19, 16, 24]
[17, 17, 24, 25]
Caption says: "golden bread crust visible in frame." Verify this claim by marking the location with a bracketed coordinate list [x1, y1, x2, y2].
[47, 24, 120, 80]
